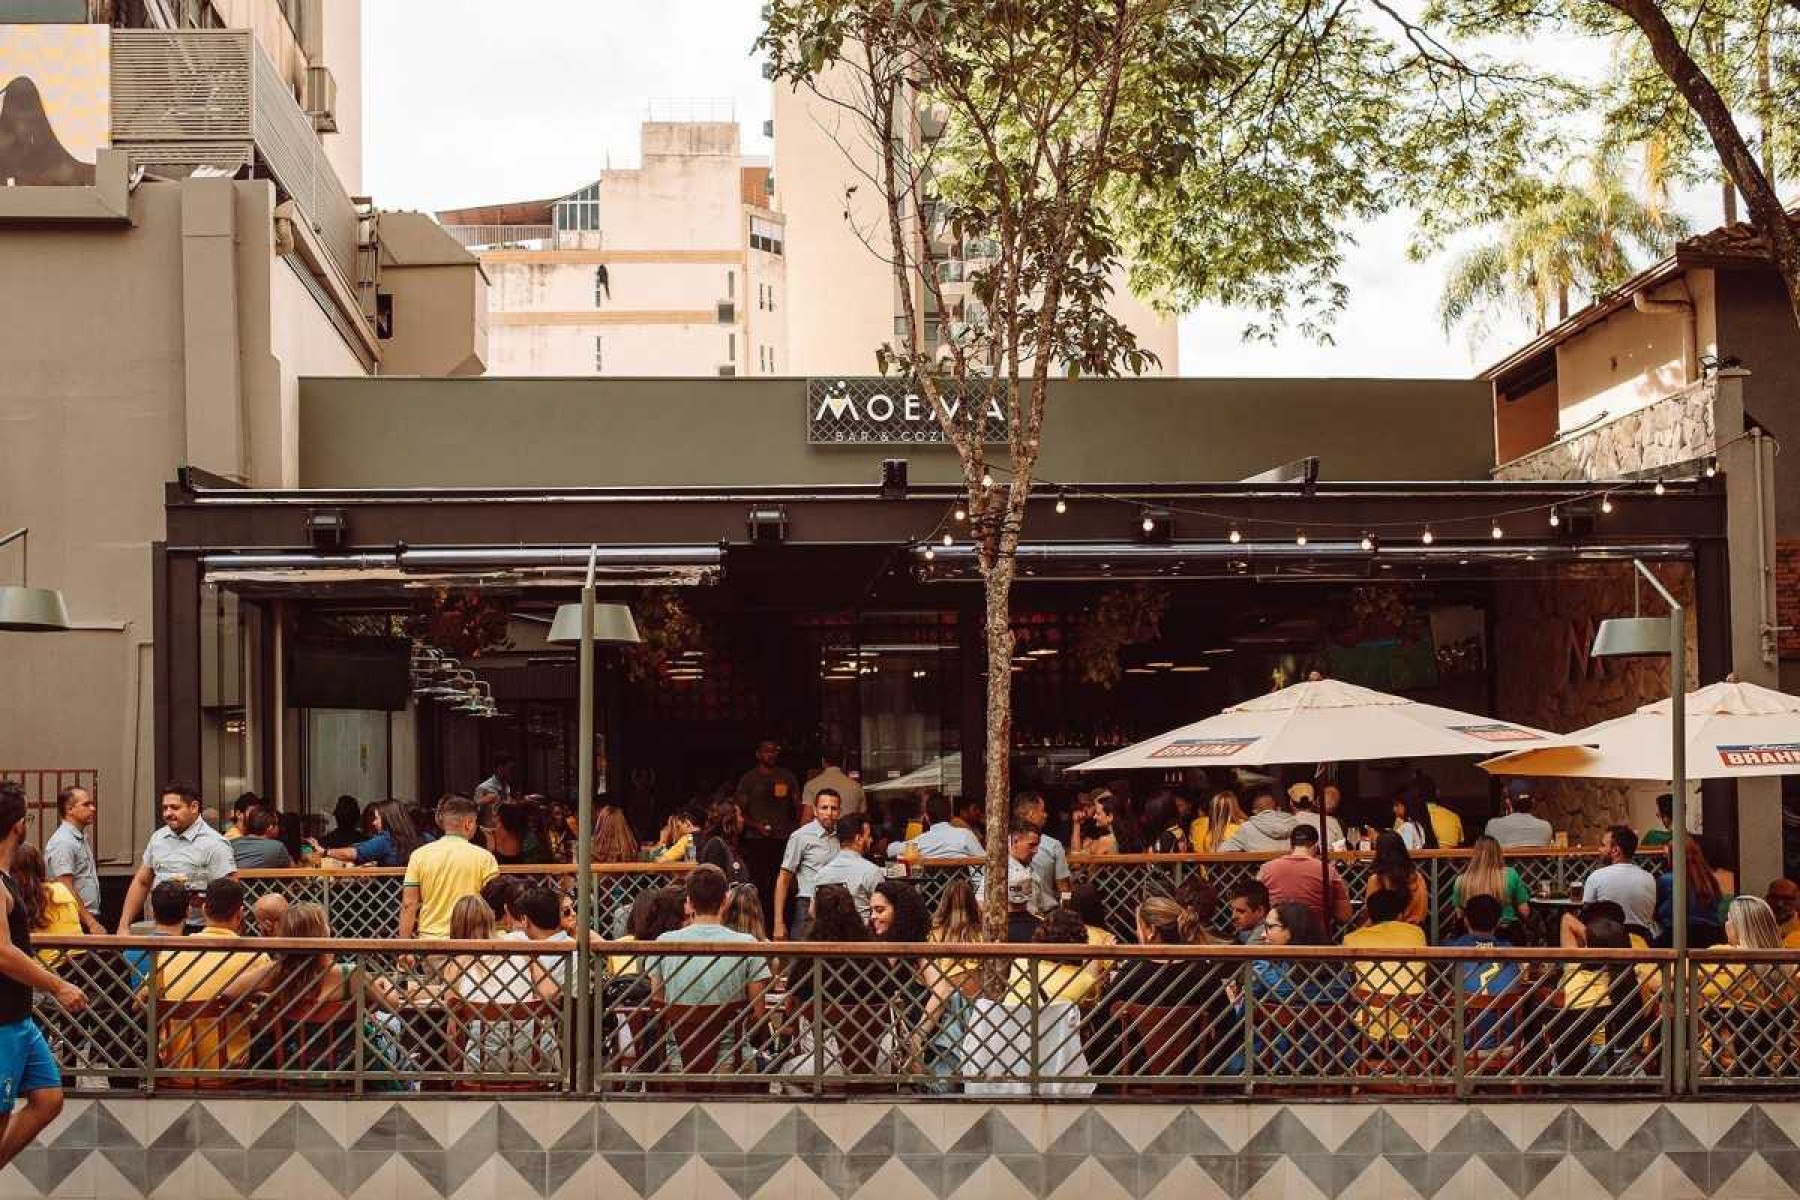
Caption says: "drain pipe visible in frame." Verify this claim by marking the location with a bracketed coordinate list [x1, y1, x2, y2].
[1633, 285, 1698, 383]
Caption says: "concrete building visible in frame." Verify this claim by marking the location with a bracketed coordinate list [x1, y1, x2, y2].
[769, 65, 1181, 377]
[0, 1, 486, 859]
[1479, 212, 1800, 885]
[438, 118, 787, 377]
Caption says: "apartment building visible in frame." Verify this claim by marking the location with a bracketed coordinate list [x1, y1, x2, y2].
[0, 0, 486, 858]
[438, 117, 787, 377]
[769, 65, 1181, 378]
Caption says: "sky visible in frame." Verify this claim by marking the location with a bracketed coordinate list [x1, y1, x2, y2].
[361, 0, 1712, 381]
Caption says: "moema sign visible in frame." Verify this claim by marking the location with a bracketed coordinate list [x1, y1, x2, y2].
[807, 378, 1009, 445]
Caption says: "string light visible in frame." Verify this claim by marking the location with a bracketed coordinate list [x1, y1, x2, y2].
[1360, 533, 1374, 552]
[1228, 528, 1242, 544]
[981, 471, 994, 487]
[1420, 527, 1434, 545]
[1491, 521, 1504, 540]
[1295, 530, 1308, 547]
[1142, 514, 1156, 533]
[1654, 479, 1666, 495]
[1704, 457, 1718, 478]
[923, 545, 935, 560]
[1600, 494, 1614, 514]
[1054, 493, 1067, 514]
[1548, 507, 1560, 528]
[953, 506, 967, 522]
[941, 531, 953, 546]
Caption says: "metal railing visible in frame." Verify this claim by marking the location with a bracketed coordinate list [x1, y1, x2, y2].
[110, 29, 361, 285]
[907, 847, 1669, 942]
[234, 864, 693, 940]
[440, 223, 557, 251]
[0, 768, 98, 850]
[34, 936, 1798, 1097]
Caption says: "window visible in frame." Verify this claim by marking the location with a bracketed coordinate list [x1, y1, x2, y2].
[726, 269, 735, 299]
[728, 332, 736, 363]
[554, 182, 601, 233]
[757, 284, 765, 311]
[594, 336, 604, 373]
[594, 265, 610, 306]
[750, 216, 785, 256]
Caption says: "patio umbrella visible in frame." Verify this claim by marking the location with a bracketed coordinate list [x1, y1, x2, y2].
[865, 753, 963, 796]
[1480, 679, 1800, 781]
[1069, 677, 1559, 774]
[1068, 677, 1559, 918]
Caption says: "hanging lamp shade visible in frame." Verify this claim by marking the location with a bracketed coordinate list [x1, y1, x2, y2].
[547, 602, 641, 646]
[0, 585, 71, 632]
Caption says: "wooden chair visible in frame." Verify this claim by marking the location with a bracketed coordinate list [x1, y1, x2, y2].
[1459, 989, 1528, 1090]
[818, 1000, 899, 1094]
[446, 993, 563, 1093]
[268, 998, 360, 1092]
[1350, 987, 1452, 1096]
[645, 1000, 754, 1094]
[1110, 1002, 1210, 1096]
[156, 996, 250, 1090]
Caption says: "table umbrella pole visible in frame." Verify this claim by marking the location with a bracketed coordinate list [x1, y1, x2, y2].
[1668, 596, 1688, 1093]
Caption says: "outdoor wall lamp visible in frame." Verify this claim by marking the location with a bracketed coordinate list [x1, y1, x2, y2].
[880, 458, 909, 499]
[305, 508, 349, 551]
[0, 528, 71, 632]
[747, 505, 790, 544]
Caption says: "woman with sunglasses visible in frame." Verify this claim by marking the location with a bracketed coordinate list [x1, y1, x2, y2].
[1224, 902, 1350, 1076]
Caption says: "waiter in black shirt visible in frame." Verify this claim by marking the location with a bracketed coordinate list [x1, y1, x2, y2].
[0, 782, 86, 1169]
[733, 738, 801, 921]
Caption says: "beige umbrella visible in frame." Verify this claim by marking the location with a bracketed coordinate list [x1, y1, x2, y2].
[1480, 679, 1800, 781]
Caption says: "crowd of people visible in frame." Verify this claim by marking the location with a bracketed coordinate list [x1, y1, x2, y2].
[1, 755, 1797, 1119]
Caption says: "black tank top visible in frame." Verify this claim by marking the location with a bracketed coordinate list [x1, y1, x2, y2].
[0, 876, 35, 1024]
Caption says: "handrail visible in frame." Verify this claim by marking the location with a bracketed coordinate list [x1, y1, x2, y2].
[234, 861, 695, 879]
[28, 935, 1683, 962]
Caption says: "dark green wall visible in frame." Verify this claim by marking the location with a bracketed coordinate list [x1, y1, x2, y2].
[298, 375, 1494, 487]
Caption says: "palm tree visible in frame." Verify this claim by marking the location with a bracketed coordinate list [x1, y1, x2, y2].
[1438, 151, 1687, 344]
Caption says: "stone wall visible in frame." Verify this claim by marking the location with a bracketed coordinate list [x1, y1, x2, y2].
[1493, 561, 1698, 842]
[7, 1096, 1800, 1200]
[1495, 376, 1716, 481]
[1779, 539, 1800, 659]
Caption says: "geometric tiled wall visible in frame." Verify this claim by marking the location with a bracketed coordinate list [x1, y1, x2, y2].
[7, 1098, 1800, 1199]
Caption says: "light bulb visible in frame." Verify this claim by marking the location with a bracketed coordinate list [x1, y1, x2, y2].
[941, 532, 953, 546]
[1491, 522, 1503, 540]
[923, 546, 935, 560]
[1421, 527, 1434, 545]
[953, 507, 967, 522]
[1705, 458, 1718, 478]
[1228, 528, 1242, 544]
[1142, 515, 1155, 533]
[1601, 495, 1613, 514]
[1359, 533, 1374, 552]
[1548, 507, 1560, 528]
[1295, 530, 1308, 547]
[1654, 479, 1666, 495]
[981, 472, 994, 488]
[1054, 495, 1067, 514]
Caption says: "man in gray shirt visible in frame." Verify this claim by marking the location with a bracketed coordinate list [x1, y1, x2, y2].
[1011, 794, 1070, 916]
[115, 783, 238, 933]
[43, 785, 104, 934]
[1582, 824, 1659, 939]
[1484, 782, 1556, 848]
[773, 789, 841, 940]
[230, 807, 295, 870]
[812, 812, 886, 921]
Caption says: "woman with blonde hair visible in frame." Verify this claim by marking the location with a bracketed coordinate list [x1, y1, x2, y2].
[1191, 791, 1246, 855]
[1450, 836, 1532, 932]
[1698, 895, 1794, 1073]
[590, 805, 641, 864]
[437, 894, 560, 1074]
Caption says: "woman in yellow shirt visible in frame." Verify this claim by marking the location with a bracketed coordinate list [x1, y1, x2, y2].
[11, 845, 83, 966]
[1191, 791, 1246, 855]
[1009, 908, 1105, 1006]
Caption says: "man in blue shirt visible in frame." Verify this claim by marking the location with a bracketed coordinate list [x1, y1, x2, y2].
[1444, 895, 1520, 1050]
[650, 866, 770, 1012]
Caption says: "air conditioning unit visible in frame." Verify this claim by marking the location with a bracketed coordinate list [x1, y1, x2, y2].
[305, 65, 338, 133]
[717, 365, 737, 377]
[762, 119, 774, 138]
[716, 301, 736, 324]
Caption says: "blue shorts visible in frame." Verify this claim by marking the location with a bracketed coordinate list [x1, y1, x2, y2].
[0, 1020, 60, 1109]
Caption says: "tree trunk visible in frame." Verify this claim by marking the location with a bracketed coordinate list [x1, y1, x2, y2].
[1608, 0, 1800, 336]
[979, 555, 1017, 947]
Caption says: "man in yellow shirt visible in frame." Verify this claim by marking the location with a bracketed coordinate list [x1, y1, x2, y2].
[152, 878, 271, 1076]
[1343, 889, 1427, 1042]
[1765, 879, 1800, 947]
[401, 794, 499, 940]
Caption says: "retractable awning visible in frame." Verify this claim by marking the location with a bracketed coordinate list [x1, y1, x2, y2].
[201, 544, 722, 594]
